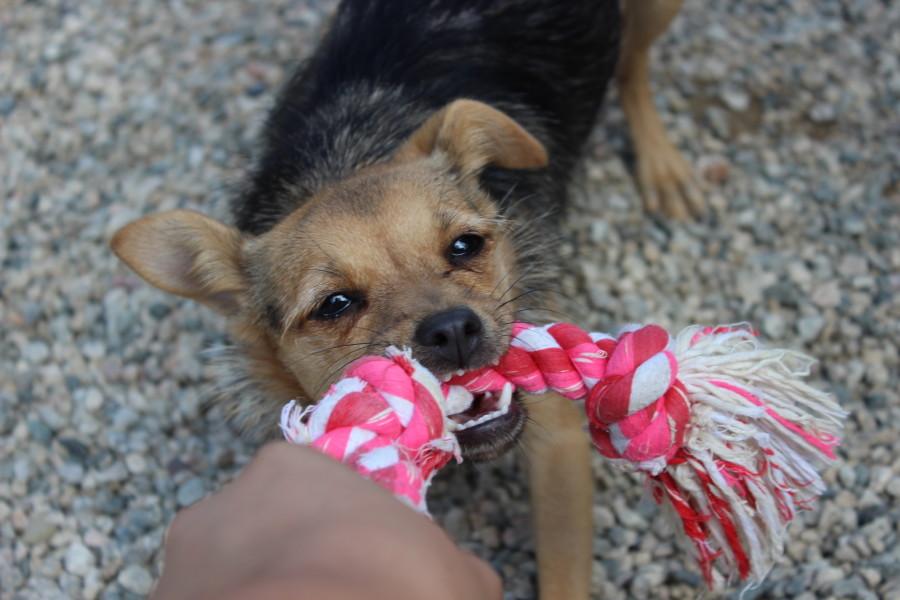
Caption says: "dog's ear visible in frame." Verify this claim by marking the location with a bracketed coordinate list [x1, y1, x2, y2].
[110, 209, 246, 315]
[395, 99, 548, 174]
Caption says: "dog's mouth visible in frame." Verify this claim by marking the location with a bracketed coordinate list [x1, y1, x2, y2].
[442, 382, 526, 462]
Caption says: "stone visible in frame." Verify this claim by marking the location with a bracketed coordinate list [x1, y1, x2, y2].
[176, 477, 206, 507]
[23, 341, 50, 363]
[83, 388, 104, 412]
[64, 542, 96, 576]
[23, 514, 58, 545]
[697, 155, 731, 185]
[631, 564, 666, 597]
[480, 526, 500, 549]
[59, 438, 90, 463]
[832, 576, 868, 598]
[125, 453, 147, 474]
[885, 477, 900, 498]
[809, 103, 837, 123]
[812, 281, 842, 308]
[0, 95, 16, 116]
[58, 462, 85, 484]
[797, 314, 825, 342]
[593, 506, 615, 530]
[609, 527, 638, 548]
[814, 566, 845, 590]
[117, 564, 154, 595]
[762, 313, 787, 338]
[590, 220, 610, 244]
[27, 419, 54, 444]
[148, 303, 172, 320]
[859, 568, 881, 587]
[720, 84, 750, 111]
[869, 466, 891, 493]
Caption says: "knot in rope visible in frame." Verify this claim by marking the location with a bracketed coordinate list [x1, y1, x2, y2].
[586, 325, 690, 471]
[281, 351, 458, 510]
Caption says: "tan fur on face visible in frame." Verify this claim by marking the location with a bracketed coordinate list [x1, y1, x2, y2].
[110, 99, 546, 425]
[249, 159, 521, 400]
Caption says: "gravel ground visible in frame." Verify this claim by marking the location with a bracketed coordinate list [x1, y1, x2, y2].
[1, 0, 898, 598]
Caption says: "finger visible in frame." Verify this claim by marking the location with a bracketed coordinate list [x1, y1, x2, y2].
[460, 552, 503, 600]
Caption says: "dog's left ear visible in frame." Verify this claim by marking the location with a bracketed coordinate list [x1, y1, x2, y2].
[395, 99, 548, 174]
[110, 210, 247, 315]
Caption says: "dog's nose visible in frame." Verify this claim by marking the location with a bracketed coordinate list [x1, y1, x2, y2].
[414, 307, 483, 368]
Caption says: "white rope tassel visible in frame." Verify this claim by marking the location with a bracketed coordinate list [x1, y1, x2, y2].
[666, 325, 846, 584]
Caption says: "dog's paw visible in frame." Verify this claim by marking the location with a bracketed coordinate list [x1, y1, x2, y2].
[634, 140, 705, 220]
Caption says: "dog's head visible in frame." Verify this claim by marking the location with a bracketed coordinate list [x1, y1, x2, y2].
[112, 100, 548, 460]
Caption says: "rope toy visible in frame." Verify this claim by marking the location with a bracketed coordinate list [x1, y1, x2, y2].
[280, 322, 844, 587]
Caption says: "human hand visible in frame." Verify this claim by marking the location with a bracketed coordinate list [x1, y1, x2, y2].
[151, 442, 501, 600]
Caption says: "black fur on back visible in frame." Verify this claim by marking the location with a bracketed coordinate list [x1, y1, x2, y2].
[233, 0, 621, 235]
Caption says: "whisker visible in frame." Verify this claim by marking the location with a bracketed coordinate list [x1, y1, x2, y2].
[489, 263, 519, 299]
[511, 305, 575, 321]
[495, 288, 546, 312]
[305, 341, 379, 358]
[352, 324, 391, 340]
[312, 346, 374, 393]
[493, 270, 533, 306]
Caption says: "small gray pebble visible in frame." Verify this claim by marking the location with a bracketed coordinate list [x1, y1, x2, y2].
[176, 477, 207, 507]
[797, 314, 825, 342]
[117, 564, 154, 595]
[762, 313, 787, 339]
[58, 462, 85, 484]
[27, 419, 54, 444]
[808, 103, 836, 123]
[0, 95, 16, 116]
[22, 341, 50, 363]
[64, 542, 96, 577]
[23, 515, 57, 545]
[838, 465, 856, 489]
[148, 303, 172, 320]
[720, 84, 750, 111]
[814, 566, 845, 590]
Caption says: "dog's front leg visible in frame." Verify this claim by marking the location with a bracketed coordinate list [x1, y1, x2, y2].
[524, 392, 593, 600]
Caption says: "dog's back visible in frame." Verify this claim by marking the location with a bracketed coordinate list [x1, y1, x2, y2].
[234, 0, 621, 235]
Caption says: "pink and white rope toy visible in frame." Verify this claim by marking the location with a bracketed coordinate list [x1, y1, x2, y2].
[280, 322, 844, 587]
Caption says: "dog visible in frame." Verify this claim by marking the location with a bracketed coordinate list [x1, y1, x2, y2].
[112, 1, 698, 597]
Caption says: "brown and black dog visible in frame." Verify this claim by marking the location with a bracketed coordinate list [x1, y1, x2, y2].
[112, 1, 697, 597]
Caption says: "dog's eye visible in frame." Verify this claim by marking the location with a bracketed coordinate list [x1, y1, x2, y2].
[447, 234, 484, 264]
[314, 292, 358, 320]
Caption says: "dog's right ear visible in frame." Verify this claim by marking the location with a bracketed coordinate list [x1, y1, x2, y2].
[110, 210, 246, 315]
[394, 99, 548, 175]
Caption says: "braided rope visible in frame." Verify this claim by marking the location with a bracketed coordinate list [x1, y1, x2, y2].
[281, 322, 845, 587]
[281, 352, 458, 511]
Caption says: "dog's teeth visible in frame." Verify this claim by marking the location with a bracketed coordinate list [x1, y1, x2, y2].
[498, 383, 512, 411]
[455, 369, 466, 377]
[456, 410, 501, 431]
[448, 384, 516, 432]
[445, 386, 474, 416]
